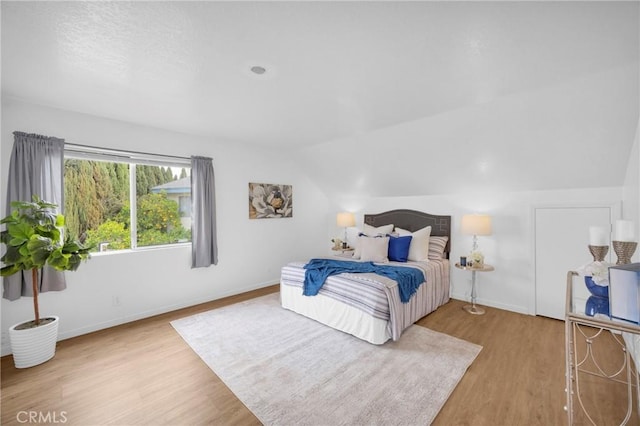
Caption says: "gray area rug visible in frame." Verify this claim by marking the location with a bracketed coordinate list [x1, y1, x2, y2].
[171, 293, 481, 425]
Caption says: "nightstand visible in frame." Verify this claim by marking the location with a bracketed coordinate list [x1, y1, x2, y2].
[455, 263, 494, 315]
[332, 247, 354, 258]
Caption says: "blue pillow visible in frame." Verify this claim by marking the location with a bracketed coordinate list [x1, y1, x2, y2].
[388, 235, 413, 262]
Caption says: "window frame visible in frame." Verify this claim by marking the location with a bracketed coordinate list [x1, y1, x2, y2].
[64, 144, 192, 253]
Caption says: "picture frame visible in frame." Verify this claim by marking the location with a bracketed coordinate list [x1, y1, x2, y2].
[249, 182, 293, 219]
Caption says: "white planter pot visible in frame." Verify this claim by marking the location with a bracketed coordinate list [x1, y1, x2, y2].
[9, 316, 59, 368]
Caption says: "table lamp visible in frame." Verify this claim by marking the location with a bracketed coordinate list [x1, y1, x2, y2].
[461, 214, 492, 251]
[337, 212, 355, 248]
[460, 213, 493, 315]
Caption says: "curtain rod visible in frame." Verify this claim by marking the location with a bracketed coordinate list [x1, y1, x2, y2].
[64, 142, 191, 162]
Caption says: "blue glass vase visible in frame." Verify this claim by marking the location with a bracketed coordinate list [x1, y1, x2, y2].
[585, 295, 610, 317]
[584, 276, 609, 299]
[584, 276, 609, 317]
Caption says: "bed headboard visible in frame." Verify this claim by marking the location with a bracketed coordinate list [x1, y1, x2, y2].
[364, 209, 451, 259]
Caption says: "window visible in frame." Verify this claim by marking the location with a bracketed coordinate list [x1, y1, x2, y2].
[178, 195, 191, 218]
[63, 145, 191, 252]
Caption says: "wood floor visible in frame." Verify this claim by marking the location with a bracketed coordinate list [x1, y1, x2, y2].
[1, 286, 637, 426]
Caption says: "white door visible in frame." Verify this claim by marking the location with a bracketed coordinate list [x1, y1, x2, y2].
[535, 206, 612, 320]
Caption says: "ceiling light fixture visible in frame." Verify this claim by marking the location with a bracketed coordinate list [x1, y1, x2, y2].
[242, 61, 276, 80]
[250, 65, 266, 75]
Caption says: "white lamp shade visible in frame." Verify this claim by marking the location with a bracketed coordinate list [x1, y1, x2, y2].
[461, 214, 492, 236]
[337, 212, 356, 227]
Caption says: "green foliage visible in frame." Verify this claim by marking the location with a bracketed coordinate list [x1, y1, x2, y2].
[137, 228, 191, 247]
[163, 167, 174, 182]
[136, 171, 148, 196]
[137, 192, 181, 233]
[169, 227, 191, 242]
[137, 230, 173, 246]
[0, 196, 93, 276]
[85, 220, 131, 251]
[114, 203, 131, 228]
[136, 192, 190, 247]
[1, 196, 93, 324]
[85, 193, 190, 251]
[64, 160, 190, 252]
[64, 160, 130, 240]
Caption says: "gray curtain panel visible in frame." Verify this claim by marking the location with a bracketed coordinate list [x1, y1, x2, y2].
[3, 132, 67, 301]
[191, 156, 218, 267]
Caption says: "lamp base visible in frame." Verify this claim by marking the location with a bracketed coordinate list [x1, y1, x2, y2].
[463, 304, 485, 315]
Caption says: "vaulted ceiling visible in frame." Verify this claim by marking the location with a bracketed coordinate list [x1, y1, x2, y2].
[2, 1, 639, 197]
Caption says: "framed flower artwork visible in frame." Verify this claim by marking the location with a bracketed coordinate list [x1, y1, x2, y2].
[249, 182, 293, 219]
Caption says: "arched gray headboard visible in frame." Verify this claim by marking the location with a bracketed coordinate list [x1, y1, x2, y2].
[364, 209, 451, 258]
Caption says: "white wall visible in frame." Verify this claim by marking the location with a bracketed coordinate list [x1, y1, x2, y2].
[1, 98, 329, 355]
[334, 186, 623, 315]
[622, 120, 640, 262]
[325, 119, 638, 314]
[307, 60, 638, 316]
[1, 96, 636, 355]
[298, 62, 638, 200]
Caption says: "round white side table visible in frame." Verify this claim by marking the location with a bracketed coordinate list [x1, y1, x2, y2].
[455, 263, 494, 315]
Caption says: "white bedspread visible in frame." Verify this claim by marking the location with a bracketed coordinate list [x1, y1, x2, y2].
[280, 258, 450, 344]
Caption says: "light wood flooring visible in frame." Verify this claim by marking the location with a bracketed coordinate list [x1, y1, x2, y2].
[2, 286, 637, 425]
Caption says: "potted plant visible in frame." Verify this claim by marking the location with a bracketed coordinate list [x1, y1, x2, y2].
[1, 196, 92, 368]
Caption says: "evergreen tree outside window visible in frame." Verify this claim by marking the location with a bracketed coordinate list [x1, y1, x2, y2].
[63, 147, 191, 252]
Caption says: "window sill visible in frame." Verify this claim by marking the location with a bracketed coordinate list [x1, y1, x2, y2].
[90, 242, 191, 257]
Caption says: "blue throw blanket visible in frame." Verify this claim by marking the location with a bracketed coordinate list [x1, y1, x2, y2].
[303, 258, 425, 303]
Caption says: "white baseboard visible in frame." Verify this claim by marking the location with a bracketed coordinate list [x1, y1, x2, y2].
[57, 280, 280, 341]
[1, 280, 280, 357]
[450, 292, 530, 315]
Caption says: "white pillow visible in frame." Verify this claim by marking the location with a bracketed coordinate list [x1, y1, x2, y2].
[358, 235, 390, 263]
[363, 223, 394, 236]
[395, 226, 431, 261]
[353, 223, 394, 258]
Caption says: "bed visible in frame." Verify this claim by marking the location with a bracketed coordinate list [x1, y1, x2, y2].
[280, 209, 451, 344]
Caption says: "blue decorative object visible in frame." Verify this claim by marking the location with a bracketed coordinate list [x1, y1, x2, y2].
[388, 235, 412, 262]
[585, 295, 610, 317]
[585, 276, 609, 299]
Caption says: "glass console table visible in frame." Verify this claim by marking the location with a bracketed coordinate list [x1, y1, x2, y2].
[565, 271, 640, 425]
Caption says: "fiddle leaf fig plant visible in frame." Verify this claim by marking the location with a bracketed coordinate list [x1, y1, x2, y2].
[0, 196, 93, 326]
